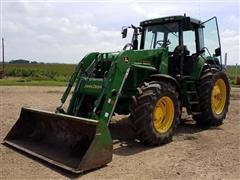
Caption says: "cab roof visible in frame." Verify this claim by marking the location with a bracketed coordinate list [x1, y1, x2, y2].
[140, 15, 202, 26]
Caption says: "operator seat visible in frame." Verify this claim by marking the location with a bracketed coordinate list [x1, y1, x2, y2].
[169, 45, 190, 77]
[173, 45, 190, 57]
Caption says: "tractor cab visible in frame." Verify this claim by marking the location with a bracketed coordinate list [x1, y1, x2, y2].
[123, 15, 222, 78]
[140, 16, 203, 54]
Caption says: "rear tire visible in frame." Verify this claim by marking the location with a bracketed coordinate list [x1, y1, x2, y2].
[130, 81, 180, 145]
[193, 70, 230, 126]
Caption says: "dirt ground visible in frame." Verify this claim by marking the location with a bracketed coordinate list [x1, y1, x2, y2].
[0, 86, 239, 179]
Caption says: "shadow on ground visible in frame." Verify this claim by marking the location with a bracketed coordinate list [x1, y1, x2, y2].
[2, 115, 223, 178]
[110, 115, 223, 156]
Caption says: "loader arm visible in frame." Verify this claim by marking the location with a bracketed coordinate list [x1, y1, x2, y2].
[66, 51, 132, 125]
[65, 48, 166, 124]
[57, 52, 99, 111]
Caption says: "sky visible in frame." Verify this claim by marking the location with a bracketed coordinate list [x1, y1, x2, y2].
[0, 0, 239, 64]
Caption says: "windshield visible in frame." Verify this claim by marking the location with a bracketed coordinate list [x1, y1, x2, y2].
[143, 22, 179, 52]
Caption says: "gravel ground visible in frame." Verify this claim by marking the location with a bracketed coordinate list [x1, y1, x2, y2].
[0, 86, 239, 179]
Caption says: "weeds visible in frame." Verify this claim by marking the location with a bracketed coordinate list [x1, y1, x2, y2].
[4, 63, 75, 82]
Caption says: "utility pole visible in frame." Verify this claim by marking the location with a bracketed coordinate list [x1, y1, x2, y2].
[0, 37, 4, 78]
[235, 63, 238, 84]
[224, 53, 227, 69]
[2, 38, 4, 72]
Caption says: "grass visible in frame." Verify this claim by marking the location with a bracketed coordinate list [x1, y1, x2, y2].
[225, 65, 239, 85]
[4, 63, 75, 80]
[0, 63, 239, 86]
[0, 63, 76, 86]
[0, 77, 68, 86]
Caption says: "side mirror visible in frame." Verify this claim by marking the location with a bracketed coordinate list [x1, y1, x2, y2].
[122, 27, 127, 38]
[215, 47, 221, 56]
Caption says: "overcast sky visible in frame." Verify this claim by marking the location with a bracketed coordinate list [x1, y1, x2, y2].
[1, 0, 239, 64]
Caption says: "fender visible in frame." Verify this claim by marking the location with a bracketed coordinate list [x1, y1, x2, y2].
[149, 74, 181, 99]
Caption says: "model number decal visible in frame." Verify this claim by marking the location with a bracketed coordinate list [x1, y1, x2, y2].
[84, 84, 102, 89]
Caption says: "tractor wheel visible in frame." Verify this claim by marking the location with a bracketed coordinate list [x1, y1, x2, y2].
[130, 81, 180, 145]
[193, 70, 230, 126]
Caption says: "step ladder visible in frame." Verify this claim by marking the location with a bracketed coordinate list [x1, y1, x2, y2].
[181, 77, 201, 116]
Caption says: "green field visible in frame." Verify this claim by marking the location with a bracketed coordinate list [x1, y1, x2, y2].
[0, 63, 238, 86]
[0, 63, 76, 86]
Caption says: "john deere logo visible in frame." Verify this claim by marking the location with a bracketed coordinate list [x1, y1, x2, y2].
[123, 56, 129, 63]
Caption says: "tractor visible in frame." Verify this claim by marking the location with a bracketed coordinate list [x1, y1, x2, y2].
[3, 15, 230, 173]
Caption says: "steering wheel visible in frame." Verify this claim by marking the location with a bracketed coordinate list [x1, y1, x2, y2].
[123, 43, 133, 50]
[156, 40, 171, 47]
[156, 40, 164, 47]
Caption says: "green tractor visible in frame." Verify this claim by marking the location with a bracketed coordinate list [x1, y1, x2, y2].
[3, 15, 230, 173]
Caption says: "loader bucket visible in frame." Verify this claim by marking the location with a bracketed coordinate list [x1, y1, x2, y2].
[3, 107, 112, 173]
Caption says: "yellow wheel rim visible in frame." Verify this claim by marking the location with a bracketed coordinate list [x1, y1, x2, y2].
[153, 96, 174, 133]
[211, 79, 227, 115]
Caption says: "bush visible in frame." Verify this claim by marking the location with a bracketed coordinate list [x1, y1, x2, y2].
[235, 76, 240, 85]
[4, 63, 75, 82]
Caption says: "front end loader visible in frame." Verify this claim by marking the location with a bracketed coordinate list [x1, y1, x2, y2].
[3, 15, 230, 173]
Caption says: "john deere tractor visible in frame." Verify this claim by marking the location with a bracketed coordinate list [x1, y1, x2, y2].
[3, 15, 230, 173]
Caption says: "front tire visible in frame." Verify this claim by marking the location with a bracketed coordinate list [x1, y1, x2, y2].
[193, 70, 230, 126]
[130, 81, 180, 145]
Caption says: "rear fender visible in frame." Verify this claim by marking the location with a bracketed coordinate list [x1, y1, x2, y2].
[149, 74, 181, 99]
